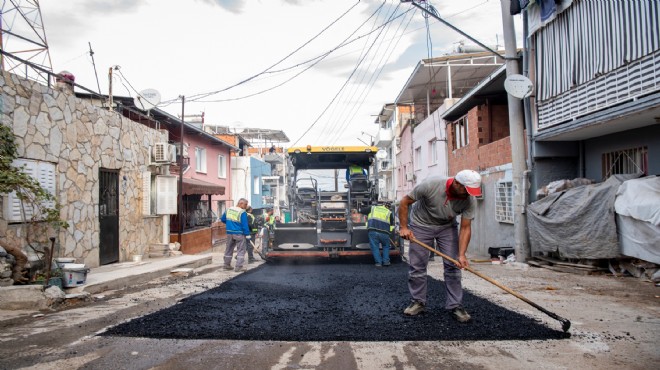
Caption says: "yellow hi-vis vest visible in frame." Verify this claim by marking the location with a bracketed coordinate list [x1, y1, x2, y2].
[226, 207, 244, 222]
[247, 213, 257, 232]
[349, 165, 364, 176]
[367, 205, 391, 233]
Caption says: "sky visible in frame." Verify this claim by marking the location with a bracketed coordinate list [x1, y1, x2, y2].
[19, 0, 517, 147]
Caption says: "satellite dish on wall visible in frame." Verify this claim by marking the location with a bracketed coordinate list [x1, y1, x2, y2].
[376, 149, 388, 159]
[504, 74, 533, 99]
[135, 88, 161, 111]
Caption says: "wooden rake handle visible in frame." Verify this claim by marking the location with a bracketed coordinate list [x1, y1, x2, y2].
[410, 237, 571, 332]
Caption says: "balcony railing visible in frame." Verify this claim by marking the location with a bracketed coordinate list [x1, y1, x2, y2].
[374, 128, 393, 147]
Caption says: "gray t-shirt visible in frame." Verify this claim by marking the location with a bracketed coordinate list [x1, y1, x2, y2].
[408, 176, 476, 226]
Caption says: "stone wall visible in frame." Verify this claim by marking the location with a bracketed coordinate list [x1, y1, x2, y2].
[0, 71, 167, 268]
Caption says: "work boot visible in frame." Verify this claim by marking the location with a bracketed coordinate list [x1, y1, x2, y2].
[375, 263, 382, 267]
[383, 261, 391, 266]
[248, 258, 257, 263]
[450, 306, 471, 323]
[222, 265, 233, 271]
[403, 301, 426, 316]
[234, 266, 247, 272]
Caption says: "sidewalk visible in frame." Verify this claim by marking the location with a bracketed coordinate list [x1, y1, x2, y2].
[64, 253, 215, 295]
[0, 247, 229, 313]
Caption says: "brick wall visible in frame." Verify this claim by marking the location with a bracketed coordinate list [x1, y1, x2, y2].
[170, 228, 212, 254]
[447, 103, 517, 175]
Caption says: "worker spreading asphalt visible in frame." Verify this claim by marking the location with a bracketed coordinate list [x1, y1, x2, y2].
[103, 260, 567, 341]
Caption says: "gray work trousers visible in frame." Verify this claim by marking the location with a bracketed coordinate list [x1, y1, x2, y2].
[408, 222, 463, 310]
[224, 234, 247, 268]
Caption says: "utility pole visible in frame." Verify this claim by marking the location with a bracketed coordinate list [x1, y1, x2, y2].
[108, 67, 113, 111]
[178, 96, 185, 245]
[500, 0, 529, 261]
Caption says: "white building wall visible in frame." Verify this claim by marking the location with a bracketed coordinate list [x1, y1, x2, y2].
[230, 156, 251, 205]
[413, 99, 456, 183]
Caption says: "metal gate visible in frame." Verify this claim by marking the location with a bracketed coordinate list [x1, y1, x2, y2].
[99, 169, 119, 265]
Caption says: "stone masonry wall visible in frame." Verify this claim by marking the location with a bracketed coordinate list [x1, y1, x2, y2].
[0, 71, 167, 267]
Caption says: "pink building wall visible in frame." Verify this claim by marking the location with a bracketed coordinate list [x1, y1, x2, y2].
[184, 134, 232, 214]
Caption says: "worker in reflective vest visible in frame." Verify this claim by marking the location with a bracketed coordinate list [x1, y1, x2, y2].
[245, 206, 257, 263]
[220, 198, 251, 272]
[367, 203, 394, 267]
[345, 164, 367, 182]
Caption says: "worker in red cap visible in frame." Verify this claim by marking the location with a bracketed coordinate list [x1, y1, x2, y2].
[397, 169, 481, 322]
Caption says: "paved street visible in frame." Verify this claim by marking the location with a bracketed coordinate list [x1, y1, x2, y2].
[0, 253, 658, 369]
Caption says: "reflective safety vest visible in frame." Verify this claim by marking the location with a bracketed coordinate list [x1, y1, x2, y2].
[247, 213, 257, 233]
[349, 165, 364, 177]
[266, 215, 276, 229]
[226, 207, 244, 222]
[367, 205, 391, 233]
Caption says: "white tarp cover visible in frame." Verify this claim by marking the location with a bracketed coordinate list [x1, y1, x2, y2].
[528, 176, 627, 258]
[614, 176, 660, 264]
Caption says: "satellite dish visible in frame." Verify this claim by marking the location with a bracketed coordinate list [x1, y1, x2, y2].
[135, 88, 161, 111]
[504, 74, 533, 99]
[376, 149, 388, 159]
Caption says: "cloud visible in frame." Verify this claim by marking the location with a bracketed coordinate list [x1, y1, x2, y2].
[81, 0, 147, 14]
[198, 0, 246, 14]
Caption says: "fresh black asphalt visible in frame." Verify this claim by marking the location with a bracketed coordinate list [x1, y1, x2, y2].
[103, 259, 568, 341]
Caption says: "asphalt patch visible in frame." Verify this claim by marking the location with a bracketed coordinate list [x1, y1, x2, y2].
[103, 260, 568, 341]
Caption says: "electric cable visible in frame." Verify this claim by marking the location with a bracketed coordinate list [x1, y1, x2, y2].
[326, 2, 408, 144]
[290, 5, 411, 146]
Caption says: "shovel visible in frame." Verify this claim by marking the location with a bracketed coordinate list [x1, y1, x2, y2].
[249, 239, 267, 260]
[411, 237, 571, 333]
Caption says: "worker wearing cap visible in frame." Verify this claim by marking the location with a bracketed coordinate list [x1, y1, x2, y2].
[367, 202, 395, 267]
[398, 169, 482, 323]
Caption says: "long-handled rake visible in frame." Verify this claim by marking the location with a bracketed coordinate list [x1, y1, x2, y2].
[411, 238, 571, 332]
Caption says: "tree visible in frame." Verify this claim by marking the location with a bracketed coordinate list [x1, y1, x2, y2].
[0, 123, 67, 283]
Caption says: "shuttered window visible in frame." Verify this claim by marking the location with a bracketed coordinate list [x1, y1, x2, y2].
[4, 159, 56, 222]
[156, 175, 178, 215]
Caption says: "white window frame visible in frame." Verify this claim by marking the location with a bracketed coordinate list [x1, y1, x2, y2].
[414, 147, 421, 170]
[195, 147, 207, 173]
[428, 140, 438, 165]
[495, 181, 513, 224]
[4, 159, 56, 222]
[453, 116, 469, 150]
[217, 154, 227, 178]
[253, 176, 260, 195]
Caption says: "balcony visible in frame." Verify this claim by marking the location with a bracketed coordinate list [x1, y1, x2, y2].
[374, 128, 393, 147]
[378, 159, 393, 173]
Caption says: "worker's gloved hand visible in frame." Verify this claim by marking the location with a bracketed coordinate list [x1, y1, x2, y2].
[246, 235, 251, 240]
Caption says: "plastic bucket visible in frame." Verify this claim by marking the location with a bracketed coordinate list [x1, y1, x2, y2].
[61, 265, 89, 288]
[54, 257, 76, 269]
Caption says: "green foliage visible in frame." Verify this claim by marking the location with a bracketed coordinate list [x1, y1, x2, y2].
[0, 123, 68, 229]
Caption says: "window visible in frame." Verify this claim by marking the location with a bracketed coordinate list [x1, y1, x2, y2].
[414, 147, 421, 170]
[4, 159, 57, 222]
[495, 181, 513, 224]
[217, 154, 226, 178]
[195, 147, 207, 173]
[253, 176, 260, 195]
[428, 140, 438, 165]
[452, 116, 469, 150]
[142, 173, 177, 216]
[602, 146, 647, 180]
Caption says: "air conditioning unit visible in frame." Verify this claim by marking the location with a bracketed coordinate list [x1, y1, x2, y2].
[152, 143, 169, 163]
[395, 137, 401, 149]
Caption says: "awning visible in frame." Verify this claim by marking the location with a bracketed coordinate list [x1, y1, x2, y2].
[182, 178, 225, 195]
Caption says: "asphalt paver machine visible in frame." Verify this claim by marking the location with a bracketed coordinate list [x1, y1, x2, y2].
[260, 145, 402, 260]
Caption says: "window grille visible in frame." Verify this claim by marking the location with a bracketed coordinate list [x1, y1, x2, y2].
[495, 181, 514, 224]
[602, 146, 648, 179]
